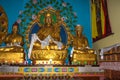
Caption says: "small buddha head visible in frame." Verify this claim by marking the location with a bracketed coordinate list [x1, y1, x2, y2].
[12, 22, 19, 34]
[75, 24, 83, 36]
[44, 13, 52, 27]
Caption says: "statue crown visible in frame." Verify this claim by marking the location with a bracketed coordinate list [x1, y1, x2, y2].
[75, 24, 83, 30]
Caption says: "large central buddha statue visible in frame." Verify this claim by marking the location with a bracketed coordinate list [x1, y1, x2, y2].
[37, 13, 60, 42]
[28, 8, 67, 65]
[0, 22, 24, 64]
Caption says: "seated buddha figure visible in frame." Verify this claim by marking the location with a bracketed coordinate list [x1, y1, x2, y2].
[28, 11, 67, 65]
[0, 22, 24, 64]
[71, 25, 96, 65]
[36, 13, 62, 47]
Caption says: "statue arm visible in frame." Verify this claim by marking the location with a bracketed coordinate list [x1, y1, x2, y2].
[84, 37, 89, 48]
[67, 32, 74, 45]
[3, 34, 12, 46]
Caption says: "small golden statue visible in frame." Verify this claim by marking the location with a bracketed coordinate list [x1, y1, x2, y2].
[71, 25, 96, 65]
[28, 8, 67, 65]
[0, 22, 24, 64]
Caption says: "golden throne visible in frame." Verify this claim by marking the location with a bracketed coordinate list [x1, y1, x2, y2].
[27, 8, 69, 65]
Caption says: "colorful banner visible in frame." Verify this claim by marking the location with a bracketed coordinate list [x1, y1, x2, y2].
[91, 0, 112, 42]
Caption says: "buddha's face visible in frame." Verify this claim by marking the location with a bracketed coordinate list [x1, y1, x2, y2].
[76, 26, 83, 36]
[12, 25, 18, 33]
[45, 13, 52, 26]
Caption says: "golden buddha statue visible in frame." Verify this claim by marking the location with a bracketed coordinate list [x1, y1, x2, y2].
[36, 13, 61, 43]
[28, 8, 67, 65]
[71, 25, 97, 65]
[0, 22, 24, 64]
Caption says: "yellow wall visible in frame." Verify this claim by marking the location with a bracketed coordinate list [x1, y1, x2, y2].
[93, 0, 120, 52]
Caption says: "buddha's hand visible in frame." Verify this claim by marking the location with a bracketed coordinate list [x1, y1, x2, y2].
[86, 46, 90, 49]
[78, 47, 85, 50]
[41, 40, 47, 45]
[53, 41, 63, 49]
[57, 42, 63, 49]
[13, 42, 21, 47]
[41, 41, 48, 49]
